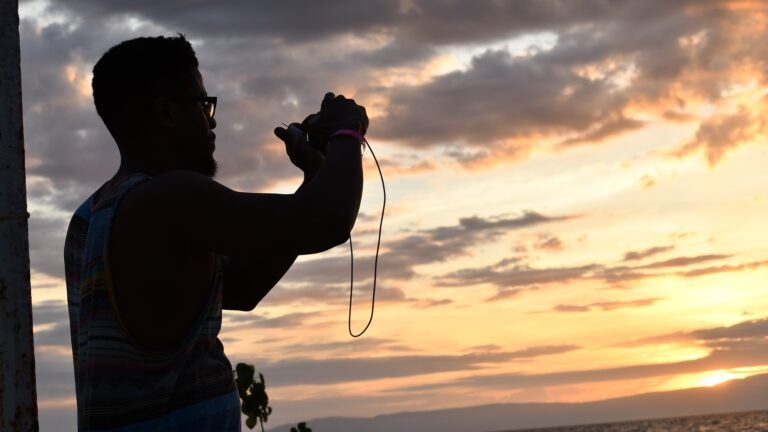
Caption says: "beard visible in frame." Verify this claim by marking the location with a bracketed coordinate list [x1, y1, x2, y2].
[185, 150, 218, 178]
[197, 155, 218, 178]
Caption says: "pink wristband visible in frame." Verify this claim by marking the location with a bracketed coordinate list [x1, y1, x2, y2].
[331, 128, 366, 144]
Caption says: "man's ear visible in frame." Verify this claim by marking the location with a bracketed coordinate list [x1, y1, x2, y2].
[151, 97, 177, 129]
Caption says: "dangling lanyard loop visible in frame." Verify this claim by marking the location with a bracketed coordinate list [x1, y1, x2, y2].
[347, 137, 385, 337]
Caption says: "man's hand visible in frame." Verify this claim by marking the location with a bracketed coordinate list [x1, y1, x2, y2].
[274, 92, 368, 176]
[318, 92, 369, 135]
[298, 92, 370, 154]
[274, 120, 324, 179]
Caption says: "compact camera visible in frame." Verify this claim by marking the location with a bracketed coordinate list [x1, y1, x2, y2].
[284, 117, 330, 154]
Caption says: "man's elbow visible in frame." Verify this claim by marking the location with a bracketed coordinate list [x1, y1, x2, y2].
[294, 194, 356, 252]
[316, 216, 352, 250]
[223, 299, 258, 312]
[329, 225, 352, 248]
[300, 216, 351, 253]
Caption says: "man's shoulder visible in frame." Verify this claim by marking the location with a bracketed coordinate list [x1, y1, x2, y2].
[64, 196, 93, 257]
[131, 170, 225, 199]
[71, 195, 93, 221]
[153, 169, 216, 183]
[116, 171, 232, 237]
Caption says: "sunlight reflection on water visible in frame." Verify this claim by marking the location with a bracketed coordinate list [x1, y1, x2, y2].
[508, 410, 768, 432]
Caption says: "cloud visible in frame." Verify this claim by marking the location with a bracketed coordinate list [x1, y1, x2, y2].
[20, 19, 127, 191]
[252, 344, 581, 387]
[673, 106, 766, 166]
[618, 316, 768, 348]
[444, 250, 766, 297]
[42, 0, 673, 47]
[46, 0, 402, 43]
[375, 48, 631, 150]
[20, 0, 768, 227]
[33, 300, 72, 348]
[368, 1, 768, 166]
[224, 311, 319, 329]
[375, 155, 436, 176]
[439, 262, 599, 288]
[639, 175, 656, 189]
[261, 282, 411, 307]
[373, 3, 677, 150]
[387, 211, 574, 266]
[553, 298, 663, 313]
[404, 316, 768, 392]
[33, 346, 76, 400]
[679, 259, 768, 277]
[617, 254, 758, 282]
[486, 287, 536, 303]
[407, 337, 768, 392]
[623, 245, 675, 262]
[276, 337, 417, 356]
[391, 212, 573, 279]
[553, 304, 590, 312]
[534, 235, 564, 252]
[18, 13, 355, 220]
[596, 266, 655, 286]
[464, 344, 503, 352]
[559, 116, 645, 147]
[19, 0, 768, 257]
[415, 298, 453, 308]
[637, 254, 732, 270]
[34, 322, 72, 348]
[28, 214, 70, 279]
[32, 300, 69, 326]
[693, 318, 768, 343]
[265, 210, 573, 306]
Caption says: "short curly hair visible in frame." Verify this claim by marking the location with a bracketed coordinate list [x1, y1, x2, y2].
[92, 34, 199, 142]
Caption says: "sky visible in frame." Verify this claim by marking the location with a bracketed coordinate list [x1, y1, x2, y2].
[17, 0, 768, 430]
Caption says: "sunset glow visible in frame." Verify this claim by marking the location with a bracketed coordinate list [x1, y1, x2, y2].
[698, 371, 743, 387]
[17, 0, 768, 430]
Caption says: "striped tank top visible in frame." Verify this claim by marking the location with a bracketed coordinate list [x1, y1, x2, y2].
[63, 173, 241, 431]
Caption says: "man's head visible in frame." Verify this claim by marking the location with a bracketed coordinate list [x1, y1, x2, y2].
[92, 35, 217, 177]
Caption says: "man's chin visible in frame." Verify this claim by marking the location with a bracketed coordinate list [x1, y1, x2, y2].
[196, 158, 218, 178]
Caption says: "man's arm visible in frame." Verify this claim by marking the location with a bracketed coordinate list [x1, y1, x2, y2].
[119, 95, 365, 313]
[221, 254, 298, 311]
[221, 174, 313, 311]
[138, 133, 362, 254]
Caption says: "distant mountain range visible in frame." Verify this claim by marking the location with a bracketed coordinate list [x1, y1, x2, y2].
[267, 373, 768, 432]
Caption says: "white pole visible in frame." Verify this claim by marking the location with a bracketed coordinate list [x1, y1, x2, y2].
[0, 0, 40, 430]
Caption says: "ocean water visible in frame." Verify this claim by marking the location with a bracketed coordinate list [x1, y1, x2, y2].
[508, 410, 768, 432]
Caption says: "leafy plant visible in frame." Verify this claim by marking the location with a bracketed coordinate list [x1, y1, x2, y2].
[290, 422, 312, 432]
[235, 363, 312, 431]
[235, 363, 273, 431]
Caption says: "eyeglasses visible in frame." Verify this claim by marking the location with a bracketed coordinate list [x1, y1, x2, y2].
[172, 95, 217, 120]
[195, 96, 217, 120]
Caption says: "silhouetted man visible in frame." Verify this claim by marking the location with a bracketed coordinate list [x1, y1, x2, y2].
[63, 35, 366, 431]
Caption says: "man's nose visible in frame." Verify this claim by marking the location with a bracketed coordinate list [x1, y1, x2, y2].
[208, 117, 217, 130]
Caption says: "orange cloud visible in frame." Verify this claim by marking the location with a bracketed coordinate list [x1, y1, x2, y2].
[672, 105, 766, 166]
[553, 298, 663, 313]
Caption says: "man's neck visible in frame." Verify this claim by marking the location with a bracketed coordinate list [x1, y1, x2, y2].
[116, 157, 162, 178]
